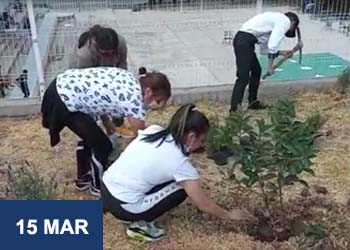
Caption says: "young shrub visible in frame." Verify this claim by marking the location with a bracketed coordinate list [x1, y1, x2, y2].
[268, 99, 319, 210]
[207, 111, 252, 165]
[224, 99, 322, 212]
[11, 162, 58, 200]
[335, 67, 350, 94]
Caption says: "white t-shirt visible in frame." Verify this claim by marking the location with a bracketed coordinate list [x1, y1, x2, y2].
[103, 125, 200, 203]
[240, 12, 291, 54]
[56, 67, 146, 120]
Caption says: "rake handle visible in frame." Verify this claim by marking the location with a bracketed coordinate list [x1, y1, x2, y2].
[262, 44, 302, 80]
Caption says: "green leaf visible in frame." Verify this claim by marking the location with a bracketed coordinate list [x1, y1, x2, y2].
[242, 176, 258, 187]
[304, 168, 315, 176]
[297, 178, 309, 188]
[288, 164, 298, 176]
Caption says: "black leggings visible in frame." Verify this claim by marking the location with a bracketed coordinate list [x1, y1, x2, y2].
[41, 79, 112, 188]
[101, 180, 187, 222]
[66, 112, 112, 188]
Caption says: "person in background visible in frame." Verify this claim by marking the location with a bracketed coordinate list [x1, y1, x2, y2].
[70, 24, 128, 70]
[41, 67, 171, 197]
[16, 69, 29, 98]
[138, 67, 147, 78]
[102, 104, 255, 241]
[69, 25, 130, 192]
[0, 66, 5, 98]
[230, 12, 302, 112]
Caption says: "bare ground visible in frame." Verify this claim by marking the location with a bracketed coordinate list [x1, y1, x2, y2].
[0, 90, 349, 250]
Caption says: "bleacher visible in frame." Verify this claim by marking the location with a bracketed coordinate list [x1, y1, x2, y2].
[303, 2, 350, 35]
[0, 1, 32, 98]
[8, 12, 58, 98]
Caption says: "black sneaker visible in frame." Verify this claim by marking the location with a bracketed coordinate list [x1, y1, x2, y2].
[75, 174, 92, 191]
[89, 182, 101, 197]
[248, 101, 269, 110]
[229, 105, 238, 112]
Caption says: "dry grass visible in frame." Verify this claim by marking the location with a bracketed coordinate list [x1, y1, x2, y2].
[0, 90, 349, 250]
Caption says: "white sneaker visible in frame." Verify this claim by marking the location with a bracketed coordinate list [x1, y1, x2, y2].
[126, 221, 166, 242]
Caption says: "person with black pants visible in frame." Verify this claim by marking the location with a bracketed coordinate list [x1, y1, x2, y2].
[230, 12, 301, 112]
[16, 69, 30, 98]
[41, 67, 171, 197]
[102, 104, 255, 242]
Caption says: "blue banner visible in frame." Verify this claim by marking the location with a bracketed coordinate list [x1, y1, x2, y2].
[0, 200, 103, 250]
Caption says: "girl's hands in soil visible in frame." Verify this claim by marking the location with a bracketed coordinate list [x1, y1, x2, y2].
[228, 209, 257, 222]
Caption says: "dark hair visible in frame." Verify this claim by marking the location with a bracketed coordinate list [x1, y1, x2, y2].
[104, 27, 119, 51]
[77, 25, 119, 51]
[77, 31, 89, 49]
[138, 67, 147, 75]
[139, 71, 171, 100]
[142, 104, 210, 155]
[23, 69, 28, 73]
[285, 12, 299, 27]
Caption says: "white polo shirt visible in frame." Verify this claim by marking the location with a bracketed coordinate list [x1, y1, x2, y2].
[56, 67, 146, 120]
[240, 12, 291, 54]
[103, 125, 200, 203]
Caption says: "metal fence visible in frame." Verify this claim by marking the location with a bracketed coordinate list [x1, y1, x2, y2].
[0, 0, 349, 102]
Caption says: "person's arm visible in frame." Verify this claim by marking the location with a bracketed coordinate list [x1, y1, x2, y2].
[267, 57, 275, 75]
[180, 179, 255, 221]
[267, 17, 291, 56]
[100, 115, 116, 136]
[279, 50, 293, 57]
[126, 116, 146, 137]
[266, 15, 293, 75]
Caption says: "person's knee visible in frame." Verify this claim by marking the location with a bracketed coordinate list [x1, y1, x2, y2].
[93, 139, 113, 165]
[102, 141, 113, 160]
[252, 66, 262, 77]
[177, 189, 188, 203]
[236, 71, 250, 86]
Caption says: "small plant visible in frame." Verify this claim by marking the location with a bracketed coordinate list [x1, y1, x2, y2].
[11, 162, 58, 200]
[216, 99, 322, 212]
[305, 222, 327, 239]
[207, 111, 252, 165]
[336, 67, 350, 94]
[268, 99, 319, 210]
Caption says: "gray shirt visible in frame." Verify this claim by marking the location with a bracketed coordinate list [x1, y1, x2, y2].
[69, 33, 128, 70]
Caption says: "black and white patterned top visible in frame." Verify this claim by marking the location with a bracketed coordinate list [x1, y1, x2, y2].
[56, 67, 145, 120]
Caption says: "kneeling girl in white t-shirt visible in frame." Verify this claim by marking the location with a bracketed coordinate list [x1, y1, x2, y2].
[101, 104, 255, 242]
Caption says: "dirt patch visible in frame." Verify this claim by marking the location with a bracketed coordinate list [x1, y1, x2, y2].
[0, 91, 349, 250]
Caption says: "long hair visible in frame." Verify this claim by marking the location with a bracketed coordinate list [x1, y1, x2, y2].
[142, 104, 209, 155]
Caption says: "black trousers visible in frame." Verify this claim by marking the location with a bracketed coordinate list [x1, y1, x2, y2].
[41, 80, 112, 188]
[0, 85, 5, 97]
[20, 81, 30, 97]
[231, 31, 262, 111]
[101, 180, 187, 222]
[76, 140, 92, 179]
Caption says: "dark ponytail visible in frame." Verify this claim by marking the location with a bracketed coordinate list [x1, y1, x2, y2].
[78, 31, 89, 49]
[77, 25, 119, 52]
[142, 104, 210, 155]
